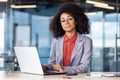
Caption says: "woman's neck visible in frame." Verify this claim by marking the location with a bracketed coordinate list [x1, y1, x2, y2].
[65, 31, 77, 39]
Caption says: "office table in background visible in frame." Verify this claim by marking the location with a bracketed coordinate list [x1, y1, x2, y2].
[0, 71, 120, 80]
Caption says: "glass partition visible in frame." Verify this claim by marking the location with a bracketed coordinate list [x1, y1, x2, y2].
[87, 12, 120, 72]
[87, 12, 104, 71]
[0, 1, 7, 70]
[0, 12, 5, 70]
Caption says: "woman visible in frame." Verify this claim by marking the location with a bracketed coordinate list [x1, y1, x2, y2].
[43, 2, 92, 74]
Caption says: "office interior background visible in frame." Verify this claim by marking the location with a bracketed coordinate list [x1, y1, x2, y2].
[0, 0, 120, 72]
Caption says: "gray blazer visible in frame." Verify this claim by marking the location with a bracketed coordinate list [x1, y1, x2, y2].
[46, 33, 92, 74]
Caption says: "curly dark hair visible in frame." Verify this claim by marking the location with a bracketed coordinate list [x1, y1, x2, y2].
[49, 2, 90, 38]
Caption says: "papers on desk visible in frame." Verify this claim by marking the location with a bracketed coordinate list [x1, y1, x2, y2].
[87, 73, 120, 77]
[101, 74, 120, 77]
[86, 73, 102, 77]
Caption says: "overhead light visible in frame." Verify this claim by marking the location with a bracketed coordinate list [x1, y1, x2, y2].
[10, 4, 37, 9]
[86, 0, 114, 10]
[0, 0, 7, 2]
[94, 4, 114, 10]
[86, 0, 108, 6]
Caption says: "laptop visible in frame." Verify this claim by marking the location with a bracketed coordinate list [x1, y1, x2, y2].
[14, 46, 65, 75]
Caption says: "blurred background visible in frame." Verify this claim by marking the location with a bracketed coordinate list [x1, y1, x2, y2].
[0, 0, 120, 72]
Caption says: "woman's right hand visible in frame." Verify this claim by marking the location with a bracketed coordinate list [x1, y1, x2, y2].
[42, 65, 49, 71]
[53, 64, 66, 73]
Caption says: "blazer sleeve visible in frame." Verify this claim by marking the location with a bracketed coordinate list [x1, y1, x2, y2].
[64, 37, 92, 74]
[45, 38, 56, 69]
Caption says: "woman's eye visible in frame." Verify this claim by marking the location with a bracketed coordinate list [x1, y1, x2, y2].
[68, 18, 73, 20]
[61, 20, 65, 22]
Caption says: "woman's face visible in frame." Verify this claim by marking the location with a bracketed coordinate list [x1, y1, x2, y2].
[60, 13, 76, 33]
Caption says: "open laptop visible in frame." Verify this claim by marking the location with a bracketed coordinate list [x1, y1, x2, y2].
[14, 46, 65, 75]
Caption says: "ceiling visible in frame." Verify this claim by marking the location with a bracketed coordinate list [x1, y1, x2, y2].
[10, 0, 120, 13]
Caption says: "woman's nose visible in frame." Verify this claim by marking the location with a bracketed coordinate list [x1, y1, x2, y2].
[65, 19, 69, 24]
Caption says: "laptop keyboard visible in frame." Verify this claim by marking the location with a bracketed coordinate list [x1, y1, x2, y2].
[44, 70, 65, 75]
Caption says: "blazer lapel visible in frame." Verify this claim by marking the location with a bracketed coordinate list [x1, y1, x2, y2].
[71, 33, 83, 62]
[58, 36, 64, 66]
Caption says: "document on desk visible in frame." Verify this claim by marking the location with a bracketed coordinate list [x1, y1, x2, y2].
[86, 73, 102, 77]
[101, 74, 120, 77]
[87, 73, 120, 77]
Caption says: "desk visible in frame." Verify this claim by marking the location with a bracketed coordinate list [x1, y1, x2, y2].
[0, 71, 120, 80]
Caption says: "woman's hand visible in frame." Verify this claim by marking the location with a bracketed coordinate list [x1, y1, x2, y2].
[42, 65, 49, 71]
[53, 64, 66, 73]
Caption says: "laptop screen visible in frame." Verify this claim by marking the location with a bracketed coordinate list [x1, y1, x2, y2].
[14, 46, 44, 75]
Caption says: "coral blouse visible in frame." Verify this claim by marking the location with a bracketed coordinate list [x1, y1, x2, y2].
[63, 33, 77, 66]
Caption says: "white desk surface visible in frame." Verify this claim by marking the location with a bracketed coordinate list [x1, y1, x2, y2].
[0, 71, 120, 80]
